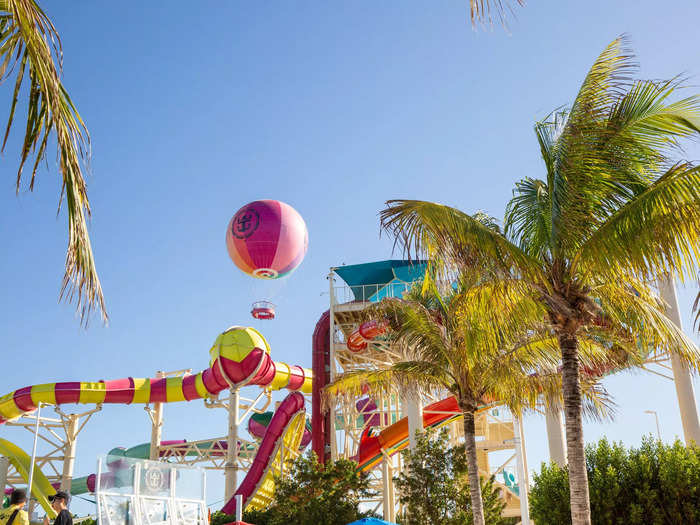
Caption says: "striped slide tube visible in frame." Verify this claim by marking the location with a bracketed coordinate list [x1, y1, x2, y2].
[0, 326, 312, 424]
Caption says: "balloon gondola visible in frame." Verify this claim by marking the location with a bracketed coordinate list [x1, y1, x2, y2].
[251, 300, 276, 320]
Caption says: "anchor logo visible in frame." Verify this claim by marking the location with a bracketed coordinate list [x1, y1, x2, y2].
[231, 208, 260, 239]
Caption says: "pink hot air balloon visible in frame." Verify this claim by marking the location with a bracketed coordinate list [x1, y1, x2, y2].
[226, 200, 308, 279]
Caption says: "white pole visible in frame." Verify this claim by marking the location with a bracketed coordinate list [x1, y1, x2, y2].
[235, 494, 243, 522]
[224, 389, 240, 501]
[27, 403, 42, 503]
[402, 394, 423, 451]
[512, 414, 530, 525]
[381, 458, 391, 520]
[60, 415, 79, 492]
[645, 410, 661, 441]
[658, 276, 700, 445]
[544, 399, 567, 466]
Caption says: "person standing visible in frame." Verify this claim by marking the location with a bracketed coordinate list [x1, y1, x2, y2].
[43, 491, 72, 525]
[0, 489, 29, 525]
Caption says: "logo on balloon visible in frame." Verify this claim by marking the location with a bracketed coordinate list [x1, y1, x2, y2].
[231, 208, 260, 239]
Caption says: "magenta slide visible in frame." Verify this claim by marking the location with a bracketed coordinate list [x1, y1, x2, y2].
[221, 391, 307, 515]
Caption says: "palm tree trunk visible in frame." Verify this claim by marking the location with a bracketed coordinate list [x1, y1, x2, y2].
[560, 331, 591, 525]
[461, 406, 485, 525]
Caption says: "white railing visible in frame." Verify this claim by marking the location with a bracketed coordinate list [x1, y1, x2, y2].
[332, 280, 422, 304]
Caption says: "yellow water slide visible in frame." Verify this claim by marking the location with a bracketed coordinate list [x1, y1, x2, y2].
[0, 438, 57, 519]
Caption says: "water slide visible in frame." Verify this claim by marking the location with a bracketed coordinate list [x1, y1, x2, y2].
[356, 396, 490, 471]
[0, 327, 312, 513]
[0, 439, 57, 518]
[56, 410, 312, 497]
[221, 392, 306, 515]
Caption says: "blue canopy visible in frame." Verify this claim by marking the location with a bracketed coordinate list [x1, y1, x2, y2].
[346, 519, 398, 525]
[333, 260, 427, 302]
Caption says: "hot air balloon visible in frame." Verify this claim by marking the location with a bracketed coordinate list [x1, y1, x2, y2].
[226, 200, 308, 280]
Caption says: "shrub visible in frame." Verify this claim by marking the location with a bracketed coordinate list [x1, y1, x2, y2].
[529, 436, 700, 524]
[210, 452, 375, 525]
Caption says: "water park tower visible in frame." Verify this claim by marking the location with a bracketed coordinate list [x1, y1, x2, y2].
[313, 260, 527, 521]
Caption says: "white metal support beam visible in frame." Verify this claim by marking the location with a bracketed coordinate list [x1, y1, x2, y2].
[659, 276, 700, 445]
[544, 399, 566, 467]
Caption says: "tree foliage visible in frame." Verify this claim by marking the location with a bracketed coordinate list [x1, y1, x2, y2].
[529, 437, 700, 524]
[210, 452, 375, 525]
[378, 36, 700, 525]
[0, 0, 105, 324]
[395, 428, 515, 525]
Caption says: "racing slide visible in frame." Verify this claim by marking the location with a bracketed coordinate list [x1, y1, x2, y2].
[356, 396, 490, 471]
[0, 439, 57, 518]
[0, 327, 312, 512]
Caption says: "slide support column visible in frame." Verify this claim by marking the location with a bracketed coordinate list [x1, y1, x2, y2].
[544, 398, 566, 466]
[60, 414, 79, 492]
[513, 414, 530, 525]
[381, 457, 395, 522]
[659, 276, 700, 445]
[224, 388, 240, 500]
[403, 394, 423, 451]
[149, 371, 165, 461]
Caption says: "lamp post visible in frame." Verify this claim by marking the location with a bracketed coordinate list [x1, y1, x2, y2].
[644, 410, 661, 441]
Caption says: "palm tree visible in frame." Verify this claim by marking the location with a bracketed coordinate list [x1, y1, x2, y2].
[378, 37, 700, 524]
[325, 277, 614, 525]
[1, 0, 104, 323]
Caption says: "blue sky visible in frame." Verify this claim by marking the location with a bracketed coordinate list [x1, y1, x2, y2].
[1, 0, 700, 515]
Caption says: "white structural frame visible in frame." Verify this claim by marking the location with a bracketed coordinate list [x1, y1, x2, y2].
[95, 456, 207, 525]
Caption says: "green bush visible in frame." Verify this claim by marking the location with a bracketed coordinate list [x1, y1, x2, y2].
[211, 452, 375, 525]
[529, 436, 700, 524]
[395, 428, 516, 525]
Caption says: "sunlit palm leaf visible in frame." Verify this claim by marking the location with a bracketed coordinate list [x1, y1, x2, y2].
[0, 0, 105, 324]
[575, 162, 700, 283]
[380, 200, 546, 285]
[468, 0, 524, 29]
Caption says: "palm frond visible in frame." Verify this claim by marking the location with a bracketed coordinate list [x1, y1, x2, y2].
[593, 278, 700, 370]
[606, 77, 700, 155]
[380, 200, 546, 285]
[0, 0, 105, 324]
[544, 37, 638, 257]
[574, 162, 700, 283]
[504, 177, 552, 259]
[323, 362, 453, 410]
[468, 0, 524, 29]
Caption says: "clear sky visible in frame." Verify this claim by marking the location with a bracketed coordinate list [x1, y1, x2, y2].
[1, 0, 700, 516]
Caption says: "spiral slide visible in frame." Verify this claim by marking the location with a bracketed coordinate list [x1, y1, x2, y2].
[0, 439, 57, 518]
[0, 327, 312, 509]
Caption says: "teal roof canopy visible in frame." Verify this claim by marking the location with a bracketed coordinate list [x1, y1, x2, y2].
[333, 260, 427, 302]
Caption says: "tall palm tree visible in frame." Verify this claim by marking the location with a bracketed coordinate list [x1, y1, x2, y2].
[1, 0, 103, 323]
[325, 277, 614, 525]
[379, 37, 700, 524]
